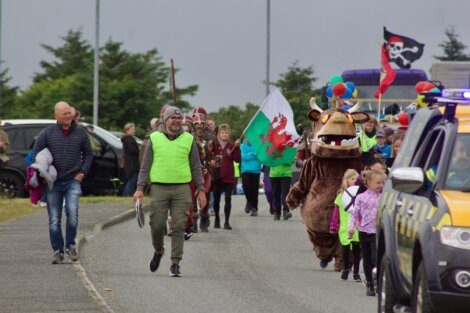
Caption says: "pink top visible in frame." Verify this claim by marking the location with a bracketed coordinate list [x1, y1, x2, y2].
[348, 189, 381, 234]
[329, 205, 340, 232]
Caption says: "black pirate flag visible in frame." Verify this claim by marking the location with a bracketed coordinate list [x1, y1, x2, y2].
[384, 27, 425, 69]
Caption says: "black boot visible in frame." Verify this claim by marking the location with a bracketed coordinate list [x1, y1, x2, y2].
[224, 206, 232, 229]
[366, 281, 376, 296]
[214, 216, 220, 228]
[244, 202, 251, 214]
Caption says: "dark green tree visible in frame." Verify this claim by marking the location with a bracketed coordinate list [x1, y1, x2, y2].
[14, 29, 198, 131]
[209, 103, 259, 139]
[34, 29, 94, 82]
[272, 61, 321, 126]
[434, 27, 470, 61]
[0, 66, 19, 117]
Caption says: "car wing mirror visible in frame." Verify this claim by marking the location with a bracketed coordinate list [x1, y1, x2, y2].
[391, 167, 424, 194]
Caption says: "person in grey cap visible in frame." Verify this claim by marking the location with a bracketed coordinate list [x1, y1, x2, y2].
[134, 106, 206, 277]
[371, 129, 391, 158]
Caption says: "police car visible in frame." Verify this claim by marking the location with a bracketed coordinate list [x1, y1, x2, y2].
[376, 89, 470, 313]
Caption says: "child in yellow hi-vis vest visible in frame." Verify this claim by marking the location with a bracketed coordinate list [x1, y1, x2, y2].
[329, 169, 362, 282]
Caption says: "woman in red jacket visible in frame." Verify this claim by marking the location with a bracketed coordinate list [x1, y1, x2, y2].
[212, 124, 241, 230]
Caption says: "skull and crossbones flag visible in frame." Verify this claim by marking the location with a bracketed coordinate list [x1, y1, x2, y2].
[384, 27, 425, 69]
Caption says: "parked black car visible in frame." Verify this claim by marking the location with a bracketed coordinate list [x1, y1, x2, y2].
[0, 119, 125, 197]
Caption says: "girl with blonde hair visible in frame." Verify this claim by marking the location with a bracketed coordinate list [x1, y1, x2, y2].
[330, 169, 362, 281]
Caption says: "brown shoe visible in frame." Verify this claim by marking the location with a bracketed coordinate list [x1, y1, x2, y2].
[51, 250, 64, 264]
[66, 246, 79, 262]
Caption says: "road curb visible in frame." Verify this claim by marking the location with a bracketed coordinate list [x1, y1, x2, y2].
[74, 206, 145, 313]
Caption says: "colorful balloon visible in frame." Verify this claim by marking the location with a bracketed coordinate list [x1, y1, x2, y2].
[330, 74, 343, 86]
[332, 83, 347, 97]
[415, 81, 427, 93]
[345, 82, 356, 92]
[398, 113, 409, 126]
[326, 86, 333, 98]
[340, 88, 353, 99]
[352, 89, 358, 98]
[423, 82, 436, 92]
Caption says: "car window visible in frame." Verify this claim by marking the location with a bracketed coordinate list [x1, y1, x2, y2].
[423, 132, 444, 173]
[445, 134, 470, 190]
[23, 127, 44, 149]
[5, 128, 26, 150]
[88, 133, 103, 153]
[84, 123, 123, 149]
[413, 130, 444, 189]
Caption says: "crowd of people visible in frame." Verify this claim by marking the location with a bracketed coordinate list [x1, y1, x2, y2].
[16, 98, 408, 286]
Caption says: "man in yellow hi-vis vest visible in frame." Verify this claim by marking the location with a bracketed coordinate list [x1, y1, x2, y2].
[134, 107, 206, 277]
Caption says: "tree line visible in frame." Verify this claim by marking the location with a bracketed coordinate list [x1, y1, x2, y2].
[0, 27, 468, 138]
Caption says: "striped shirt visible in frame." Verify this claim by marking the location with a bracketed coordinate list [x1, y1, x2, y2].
[33, 122, 93, 181]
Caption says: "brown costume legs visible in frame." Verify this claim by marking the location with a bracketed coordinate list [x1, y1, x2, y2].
[307, 229, 343, 271]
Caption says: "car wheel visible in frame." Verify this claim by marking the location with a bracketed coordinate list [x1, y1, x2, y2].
[0, 172, 25, 198]
[412, 263, 435, 313]
[378, 256, 398, 313]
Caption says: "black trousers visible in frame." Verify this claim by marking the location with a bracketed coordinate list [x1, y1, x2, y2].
[241, 172, 260, 210]
[342, 242, 361, 273]
[271, 177, 291, 216]
[213, 182, 234, 223]
[359, 232, 377, 285]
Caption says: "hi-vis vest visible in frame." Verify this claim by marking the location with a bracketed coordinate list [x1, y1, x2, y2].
[359, 131, 377, 152]
[149, 131, 193, 183]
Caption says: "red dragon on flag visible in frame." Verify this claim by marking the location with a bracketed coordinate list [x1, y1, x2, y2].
[260, 114, 299, 159]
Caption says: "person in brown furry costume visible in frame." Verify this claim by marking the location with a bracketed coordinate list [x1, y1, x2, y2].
[286, 98, 369, 271]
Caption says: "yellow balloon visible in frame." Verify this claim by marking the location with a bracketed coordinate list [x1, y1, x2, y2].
[417, 94, 426, 108]
[352, 89, 358, 98]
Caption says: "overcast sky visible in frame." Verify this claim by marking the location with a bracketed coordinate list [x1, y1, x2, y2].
[3, 0, 470, 112]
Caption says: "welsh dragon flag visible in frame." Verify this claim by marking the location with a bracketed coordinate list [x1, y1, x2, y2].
[244, 89, 300, 167]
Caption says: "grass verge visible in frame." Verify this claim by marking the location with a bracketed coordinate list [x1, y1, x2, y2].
[0, 196, 140, 223]
[0, 198, 42, 223]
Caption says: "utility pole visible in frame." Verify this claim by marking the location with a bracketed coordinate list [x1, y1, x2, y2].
[93, 0, 100, 125]
[0, 0, 3, 114]
[265, 0, 271, 96]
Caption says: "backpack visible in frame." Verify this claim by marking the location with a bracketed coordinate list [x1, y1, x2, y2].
[341, 185, 360, 212]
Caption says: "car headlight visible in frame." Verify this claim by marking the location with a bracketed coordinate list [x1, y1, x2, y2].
[440, 227, 470, 250]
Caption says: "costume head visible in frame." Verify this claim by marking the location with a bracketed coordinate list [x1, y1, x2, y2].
[307, 97, 369, 158]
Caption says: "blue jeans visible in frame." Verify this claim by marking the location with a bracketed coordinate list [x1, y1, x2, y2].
[123, 171, 138, 197]
[46, 179, 82, 252]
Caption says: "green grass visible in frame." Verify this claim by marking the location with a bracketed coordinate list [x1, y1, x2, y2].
[0, 198, 42, 223]
[0, 196, 143, 223]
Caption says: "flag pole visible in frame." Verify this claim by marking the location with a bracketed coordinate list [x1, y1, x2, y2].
[378, 91, 382, 121]
[377, 38, 383, 121]
[230, 89, 273, 153]
[170, 58, 177, 106]
[241, 88, 274, 137]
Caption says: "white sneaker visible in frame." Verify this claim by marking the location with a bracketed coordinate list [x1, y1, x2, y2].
[39, 201, 47, 207]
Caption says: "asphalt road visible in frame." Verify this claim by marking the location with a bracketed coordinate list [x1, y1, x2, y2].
[81, 196, 375, 313]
